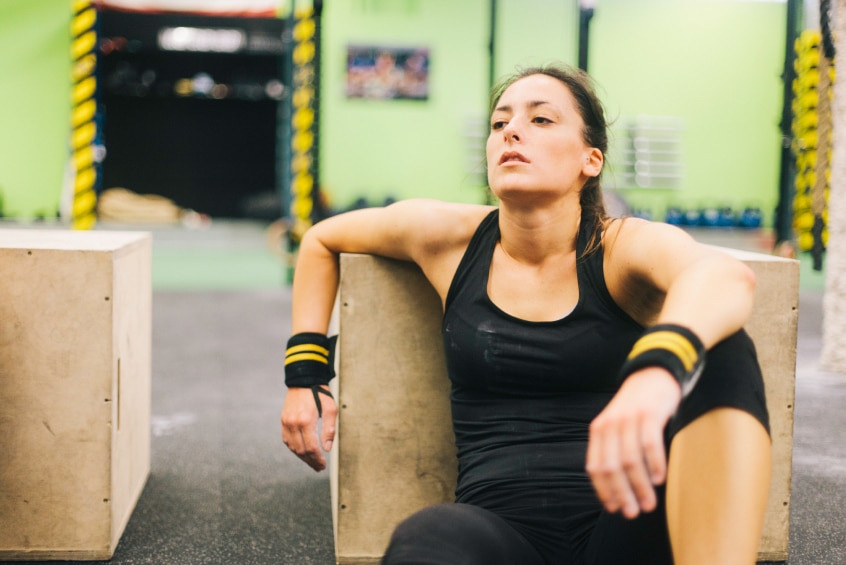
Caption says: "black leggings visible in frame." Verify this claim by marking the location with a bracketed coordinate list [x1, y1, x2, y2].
[382, 330, 769, 565]
[382, 503, 547, 565]
[382, 498, 672, 565]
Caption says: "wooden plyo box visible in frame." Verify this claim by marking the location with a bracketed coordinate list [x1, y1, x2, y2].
[719, 247, 799, 563]
[0, 230, 152, 561]
[332, 249, 799, 564]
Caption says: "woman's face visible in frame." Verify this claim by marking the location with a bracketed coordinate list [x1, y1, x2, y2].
[486, 73, 602, 204]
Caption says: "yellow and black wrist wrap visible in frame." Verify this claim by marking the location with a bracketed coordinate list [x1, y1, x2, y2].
[619, 324, 706, 397]
[285, 332, 338, 417]
[284, 332, 337, 388]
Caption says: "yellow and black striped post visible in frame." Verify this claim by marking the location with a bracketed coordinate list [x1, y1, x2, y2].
[288, 7, 318, 242]
[791, 29, 833, 263]
[70, 0, 99, 229]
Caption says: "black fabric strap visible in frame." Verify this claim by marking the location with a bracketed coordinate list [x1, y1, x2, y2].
[311, 386, 334, 418]
[619, 324, 706, 397]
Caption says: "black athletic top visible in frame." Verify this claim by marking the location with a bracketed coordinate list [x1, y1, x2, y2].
[438, 208, 770, 562]
[441, 208, 645, 556]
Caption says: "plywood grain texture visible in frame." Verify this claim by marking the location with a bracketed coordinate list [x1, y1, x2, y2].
[332, 250, 799, 564]
[0, 230, 152, 561]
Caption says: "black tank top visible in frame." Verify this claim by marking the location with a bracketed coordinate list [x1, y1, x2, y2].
[442, 209, 644, 508]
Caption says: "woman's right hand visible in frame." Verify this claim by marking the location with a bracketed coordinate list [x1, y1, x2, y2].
[586, 368, 681, 518]
[280, 200, 490, 471]
[281, 385, 337, 471]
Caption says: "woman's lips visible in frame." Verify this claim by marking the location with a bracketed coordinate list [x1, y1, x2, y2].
[499, 151, 529, 165]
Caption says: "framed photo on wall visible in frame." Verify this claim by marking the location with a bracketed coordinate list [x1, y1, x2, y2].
[346, 45, 429, 100]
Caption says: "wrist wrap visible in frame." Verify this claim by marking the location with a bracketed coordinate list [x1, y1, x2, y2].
[284, 332, 338, 388]
[285, 332, 338, 417]
[619, 324, 706, 397]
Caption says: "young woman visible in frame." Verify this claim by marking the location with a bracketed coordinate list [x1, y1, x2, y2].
[281, 64, 771, 564]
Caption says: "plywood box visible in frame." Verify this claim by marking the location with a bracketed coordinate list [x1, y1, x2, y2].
[332, 249, 798, 564]
[719, 247, 799, 563]
[0, 229, 152, 561]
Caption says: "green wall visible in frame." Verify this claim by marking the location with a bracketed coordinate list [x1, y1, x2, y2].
[320, 0, 491, 208]
[588, 0, 786, 222]
[320, 0, 580, 209]
[0, 0, 71, 219]
[494, 0, 579, 78]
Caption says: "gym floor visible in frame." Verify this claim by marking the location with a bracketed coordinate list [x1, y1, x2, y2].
[2, 218, 843, 564]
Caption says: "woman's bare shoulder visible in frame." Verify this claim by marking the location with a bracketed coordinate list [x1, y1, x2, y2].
[386, 199, 494, 300]
[390, 198, 494, 220]
[397, 199, 495, 248]
[602, 216, 698, 259]
[306, 198, 494, 262]
[602, 216, 739, 321]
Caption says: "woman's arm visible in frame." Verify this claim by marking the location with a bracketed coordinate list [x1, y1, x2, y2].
[281, 199, 492, 471]
[604, 217, 756, 346]
[587, 218, 757, 518]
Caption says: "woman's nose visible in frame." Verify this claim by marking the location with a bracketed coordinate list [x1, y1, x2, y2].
[503, 121, 521, 142]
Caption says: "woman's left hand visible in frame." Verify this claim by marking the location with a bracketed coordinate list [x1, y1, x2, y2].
[586, 368, 682, 519]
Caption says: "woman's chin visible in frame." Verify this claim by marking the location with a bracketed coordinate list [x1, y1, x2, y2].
[491, 185, 567, 203]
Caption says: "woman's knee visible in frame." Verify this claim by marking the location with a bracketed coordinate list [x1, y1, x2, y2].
[667, 329, 770, 442]
[382, 503, 543, 565]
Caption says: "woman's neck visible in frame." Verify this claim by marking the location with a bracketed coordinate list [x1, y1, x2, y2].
[497, 201, 581, 266]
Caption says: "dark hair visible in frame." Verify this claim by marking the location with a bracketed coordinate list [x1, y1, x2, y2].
[489, 63, 610, 257]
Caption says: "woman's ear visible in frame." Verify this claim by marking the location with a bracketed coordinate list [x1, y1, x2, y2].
[583, 147, 603, 178]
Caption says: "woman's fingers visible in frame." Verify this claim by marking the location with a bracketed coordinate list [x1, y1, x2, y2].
[283, 418, 326, 471]
[587, 369, 681, 518]
[281, 387, 329, 471]
[587, 412, 654, 518]
[585, 420, 617, 511]
[641, 412, 669, 486]
[318, 387, 338, 452]
[620, 417, 655, 516]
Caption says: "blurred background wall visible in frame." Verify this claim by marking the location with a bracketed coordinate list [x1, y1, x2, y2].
[0, 0, 787, 227]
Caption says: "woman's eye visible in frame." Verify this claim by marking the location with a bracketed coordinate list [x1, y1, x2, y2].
[533, 116, 552, 124]
[491, 120, 506, 131]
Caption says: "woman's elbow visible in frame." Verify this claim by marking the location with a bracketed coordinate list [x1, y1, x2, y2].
[739, 260, 757, 296]
[726, 257, 757, 320]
